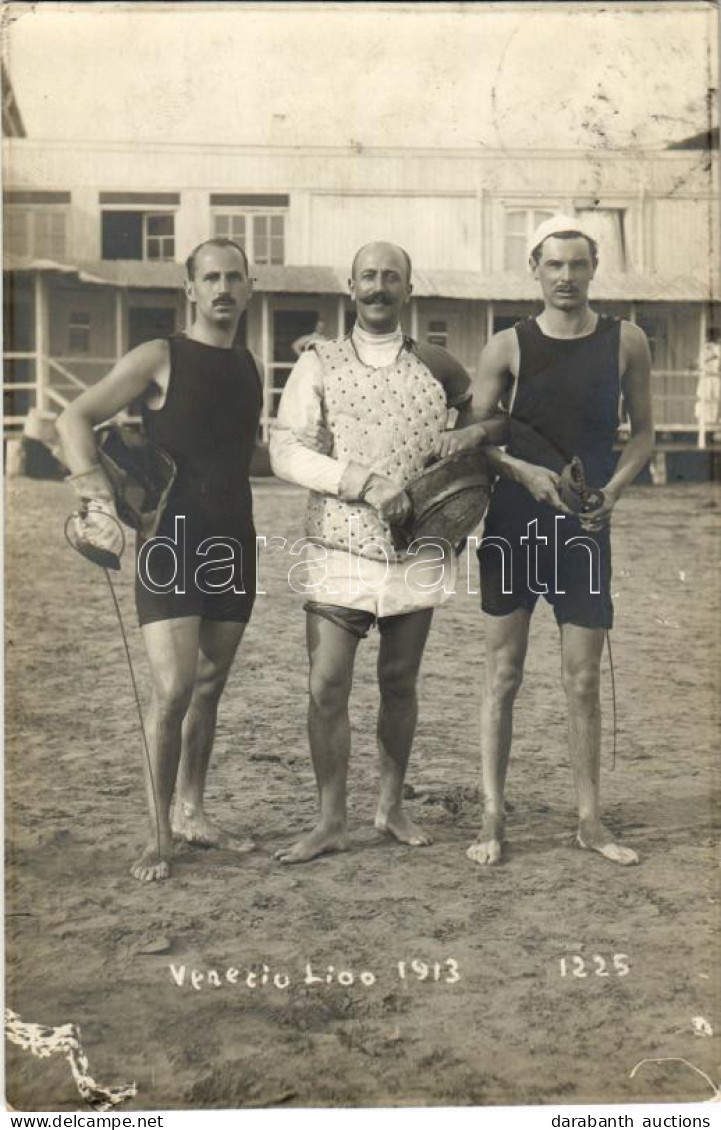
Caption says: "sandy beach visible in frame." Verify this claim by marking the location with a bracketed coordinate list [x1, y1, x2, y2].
[5, 476, 720, 1110]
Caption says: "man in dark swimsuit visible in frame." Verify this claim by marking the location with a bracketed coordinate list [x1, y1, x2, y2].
[445, 215, 654, 867]
[58, 238, 261, 882]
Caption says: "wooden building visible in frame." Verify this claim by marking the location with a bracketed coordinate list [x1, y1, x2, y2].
[3, 137, 719, 443]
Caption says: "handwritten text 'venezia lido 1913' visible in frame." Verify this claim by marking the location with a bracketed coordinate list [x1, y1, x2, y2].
[168, 959, 461, 992]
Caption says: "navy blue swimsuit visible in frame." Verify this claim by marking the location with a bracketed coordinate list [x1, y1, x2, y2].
[479, 316, 620, 629]
[135, 335, 262, 625]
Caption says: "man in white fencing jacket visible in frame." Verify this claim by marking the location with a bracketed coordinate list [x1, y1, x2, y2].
[270, 240, 503, 863]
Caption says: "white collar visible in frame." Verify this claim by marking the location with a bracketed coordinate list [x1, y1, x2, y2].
[352, 324, 404, 349]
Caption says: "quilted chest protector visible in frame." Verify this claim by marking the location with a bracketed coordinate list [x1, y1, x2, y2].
[305, 339, 448, 560]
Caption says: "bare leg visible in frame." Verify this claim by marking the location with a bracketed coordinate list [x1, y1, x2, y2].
[374, 609, 434, 845]
[467, 609, 531, 866]
[173, 620, 253, 850]
[275, 614, 359, 864]
[560, 623, 639, 866]
[133, 617, 200, 881]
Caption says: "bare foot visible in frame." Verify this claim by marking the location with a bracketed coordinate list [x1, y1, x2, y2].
[466, 812, 504, 866]
[274, 823, 348, 864]
[172, 805, 256, 853]
[375, 808, 433, 846]
[577, 819, 639, 866]
[131, 844, 171, 883]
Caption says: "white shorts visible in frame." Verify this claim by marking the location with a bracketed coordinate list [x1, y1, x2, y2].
[292, 544, 457, 619]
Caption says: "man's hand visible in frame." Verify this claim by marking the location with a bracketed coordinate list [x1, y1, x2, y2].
[66, 464, 124, 565]
[578, 485, 618, 532]
[435, 422, 487, 459]
[70, 498, 125, 566]
[362, 474, 411, 524]
[513, 462, 573, 513]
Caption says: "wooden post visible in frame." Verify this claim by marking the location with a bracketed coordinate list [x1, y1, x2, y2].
[410, 297, 419, 342]
[261, 293, 271, 444]
[485, 300, 494, 344]
[337, 294, 345, 339]
[34, 271, 49, 412]
[698, 302, 708, 450]
[478, 186, 487, 273]
[649, 451, 668, 485]
[636, 188, 646, 273]
[114, 288, 126, 358]
[6, 438, 26, 477]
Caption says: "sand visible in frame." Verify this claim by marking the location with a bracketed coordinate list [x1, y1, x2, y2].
[5, 477, 721, 1110]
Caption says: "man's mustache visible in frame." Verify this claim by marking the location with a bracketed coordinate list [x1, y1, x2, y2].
[213, 296, 236, 307]
[361, 293, 393, 306]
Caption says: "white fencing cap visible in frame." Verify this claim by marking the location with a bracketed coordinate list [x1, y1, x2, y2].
[527, 213, 596, 264]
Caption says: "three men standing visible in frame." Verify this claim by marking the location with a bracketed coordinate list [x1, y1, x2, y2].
[60, 221, 651, 879]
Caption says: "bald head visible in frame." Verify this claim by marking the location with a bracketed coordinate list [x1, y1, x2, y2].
[348, 241, 413, 336]
[351, 242, 413, 284]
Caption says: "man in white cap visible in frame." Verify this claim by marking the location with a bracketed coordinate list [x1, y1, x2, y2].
[460, 214, 654, 867]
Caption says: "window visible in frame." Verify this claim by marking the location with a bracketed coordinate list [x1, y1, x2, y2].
[145, 214, 175, 260]
[101, 210, 175, 261]
[504, 208, 556, 270]
[5, 209, 28, 255]
[4, 207, 68, 258]
[215, 212, 246, 245]
[68, 311, 90, 354]
[575, 208, 627, 272]
[427, 320, 448, 348]
[213, 211, 285, 265]
[3, 191, 71, 259]
[252, 214, 284, 265]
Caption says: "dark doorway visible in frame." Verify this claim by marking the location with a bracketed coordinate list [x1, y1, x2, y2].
[273, 309, 318, 366]
[270, 309, 319, 415]
[128, 306, 177, 349]
[3, 274, 34, 352]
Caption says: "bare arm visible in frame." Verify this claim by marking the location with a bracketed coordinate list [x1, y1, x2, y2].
[608, 321, 654, 495]
[467, 330, 571, 511]
[56, 339, 168, 475]
[57, 340, 168, 559]
[291, 335, 309, 358]
[436, 334, 510, 456]
[578, 321, 654, 531]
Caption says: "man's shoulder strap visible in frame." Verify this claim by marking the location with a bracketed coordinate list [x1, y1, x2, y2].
[235, 345, 264, 406]
[596, 313, 620, 335]
[407, 338, 472, 409]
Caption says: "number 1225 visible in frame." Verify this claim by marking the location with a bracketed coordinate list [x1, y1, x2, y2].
[560, 954, 630, 978]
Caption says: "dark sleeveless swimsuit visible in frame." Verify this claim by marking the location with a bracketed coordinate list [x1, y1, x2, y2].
[135, 335, 262, 625]
[479, 315, 620, 629]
